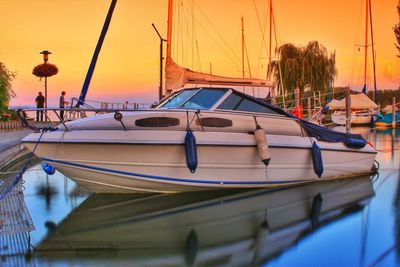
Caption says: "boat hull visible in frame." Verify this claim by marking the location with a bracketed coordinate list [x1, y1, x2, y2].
[331, 111, 372, 126]
[23, 130, 376, 193]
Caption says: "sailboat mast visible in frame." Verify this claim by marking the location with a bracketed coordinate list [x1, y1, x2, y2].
[77, 0, 117, 107]
[369, 0, 378, 103]
[363, 0, 369, 92]
[165, 0, 173, 94]
[167, 0, 173, 64]
[269, 0, 272, 66]
[242, 17, 245, 79]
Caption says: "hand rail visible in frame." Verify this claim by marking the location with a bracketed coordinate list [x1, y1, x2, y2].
[16, 109, 58, 132]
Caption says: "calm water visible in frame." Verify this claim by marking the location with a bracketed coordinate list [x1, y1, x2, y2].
[3, 127, 400, 267]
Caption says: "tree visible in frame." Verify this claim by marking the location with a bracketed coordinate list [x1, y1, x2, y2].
[304, 41, 337, 95]
[0, 61, 16, 113]
[268, 43, 304, 96]
[395, 0, 400, 57]
[267, 41, 336, 105]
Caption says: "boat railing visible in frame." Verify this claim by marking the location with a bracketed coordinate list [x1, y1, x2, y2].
[13, 107, 157, 132]
[70, 97, 154, 111]
[307, 106, 324, 125]
[11, 96, 156, 131]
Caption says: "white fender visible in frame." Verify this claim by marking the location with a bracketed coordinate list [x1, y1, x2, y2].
[254, 125, 271, 166]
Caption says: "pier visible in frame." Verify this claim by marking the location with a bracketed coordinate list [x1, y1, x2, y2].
[0, 129, 35, 267]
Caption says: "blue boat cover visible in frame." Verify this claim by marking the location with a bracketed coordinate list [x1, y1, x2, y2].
[374, 112, 400, 125]
[299, 120, 365, 143]
[250, 92, 366, 143]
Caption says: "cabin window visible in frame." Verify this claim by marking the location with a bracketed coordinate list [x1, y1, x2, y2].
[236, 98, 272, 113]
[217, 93, 242, 110]
[162, 89, 197, 108]
[196, 117, 233, 128]
[182, 88, 227, 110]
[217, 92, 278, 114]
[135, 117, 180, 127]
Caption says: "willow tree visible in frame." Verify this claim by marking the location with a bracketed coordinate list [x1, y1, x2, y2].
[0, 61, 16, 113]
[395, 0, 400, 57]
[304, 41, 337, 94]
[268, 41, 336, 103]
[268, 43, 305, 97]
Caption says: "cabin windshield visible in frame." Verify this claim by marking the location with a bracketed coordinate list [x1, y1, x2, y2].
[160, 88, 228, 110]
[159, 88, 279, 115]
[216, 91, 279, 115]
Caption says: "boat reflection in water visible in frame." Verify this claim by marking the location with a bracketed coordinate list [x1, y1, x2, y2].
[37, 176, 374, 266]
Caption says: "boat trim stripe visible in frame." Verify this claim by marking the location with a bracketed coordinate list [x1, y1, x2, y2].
[41, 157, 309, 185]
[26, 141, 377, 154]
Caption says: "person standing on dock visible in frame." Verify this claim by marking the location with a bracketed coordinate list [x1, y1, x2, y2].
[35, 91, 45, 121]
[59, 91, 69, 121]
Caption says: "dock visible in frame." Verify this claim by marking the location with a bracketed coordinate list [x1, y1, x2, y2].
[0, 129, 36, 266]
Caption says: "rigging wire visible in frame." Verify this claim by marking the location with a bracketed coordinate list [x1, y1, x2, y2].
[244, 37, 256, 96]
[191, 0, 195, 69]
[252, 0, 268, 55]
[173, 0, 240, 70]
[252, 0, 269, 79]
[351, 0, 368, 89]
[192, 1, 241, 66]
[195, 40, 202, 71]
[272, 11, 286, 109]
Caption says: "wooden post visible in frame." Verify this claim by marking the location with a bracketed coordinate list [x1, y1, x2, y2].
[44, 76, 48, 122]
[318, 91, 321, 107]
[294, 88, 300, 110]
[313, 91, 317, 108]
[307, 97, 312, 119]
[392, 96, 396, 128]
[345, 87, 351, 133]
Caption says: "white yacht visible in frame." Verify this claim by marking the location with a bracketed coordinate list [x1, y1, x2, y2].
[22, 0, 377, 193]
[327, 93, 378, 126]
[22, 87, 377, 193]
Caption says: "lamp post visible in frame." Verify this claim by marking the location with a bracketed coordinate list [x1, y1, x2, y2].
[40, 50, 51, 109]
[33, 50, 58, 112]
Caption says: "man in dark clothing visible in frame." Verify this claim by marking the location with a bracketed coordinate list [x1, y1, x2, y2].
[59, 91, 69, 121]
[35, 92, 45, 121]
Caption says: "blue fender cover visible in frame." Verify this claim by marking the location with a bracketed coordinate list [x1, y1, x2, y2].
[344, 138, 366, 149]
[311, 142, 323, 178]
[42, 162, 56, 175]
[185, 130, 198, 173]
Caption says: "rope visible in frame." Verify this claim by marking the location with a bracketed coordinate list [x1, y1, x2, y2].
[0, 169, 42, 175]
[0, 131, 44, 200]
[368, 242, 400, 267]
[186, 110, 201, 130]
[16, 109, 58, 132]
[374, 145, 400, 153]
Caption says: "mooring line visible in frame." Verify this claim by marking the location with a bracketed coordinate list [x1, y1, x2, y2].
[0, 131, 44, 200]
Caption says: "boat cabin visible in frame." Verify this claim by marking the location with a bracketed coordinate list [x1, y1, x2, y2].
[158, 87, 279, 115]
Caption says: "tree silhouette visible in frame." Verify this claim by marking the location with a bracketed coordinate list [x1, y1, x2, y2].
[267, 41, 336, 102]
[0, 61, 16, 113]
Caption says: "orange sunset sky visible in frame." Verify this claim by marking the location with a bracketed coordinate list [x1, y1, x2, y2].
[1, 0, 399, 106]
